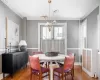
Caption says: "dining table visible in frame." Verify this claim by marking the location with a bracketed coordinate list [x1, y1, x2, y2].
[34, 54, 66, 80]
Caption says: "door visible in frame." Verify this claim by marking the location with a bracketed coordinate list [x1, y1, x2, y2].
[39, 24, 67, 54]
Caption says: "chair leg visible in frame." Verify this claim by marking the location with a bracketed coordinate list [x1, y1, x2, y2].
[72, 67, 74, 77]
[39, 74, 41, 80]
[71, 69, 74, 80]
[46, 62, 47, 68]
[30, 73, 32, 80]
[59, 73, 61, 80]
[34, 74, 36, 80]
[62, 73, 64, 80]
[39, 73, 42, 80]
[53, 71, 54, 80]
[65, 73, 66, 80]
[71, 73, 74, 80]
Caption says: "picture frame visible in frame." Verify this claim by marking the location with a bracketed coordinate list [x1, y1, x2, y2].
[6, 17, 19, 47]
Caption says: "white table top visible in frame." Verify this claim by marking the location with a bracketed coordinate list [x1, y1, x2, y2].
[34, 54, 66, 61]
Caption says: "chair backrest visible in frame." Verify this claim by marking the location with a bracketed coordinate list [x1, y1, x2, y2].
[29, 55, 41, 71]
[32, 51, 43, 55]
[64, 55, 74, 71]
[68, 52, 75, 56]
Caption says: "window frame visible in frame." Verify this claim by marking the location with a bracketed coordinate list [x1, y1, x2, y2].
[42, 26, 63, 40]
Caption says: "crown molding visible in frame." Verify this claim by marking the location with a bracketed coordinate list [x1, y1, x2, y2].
[80, 4, 99, 20]
[1, 0, 23, 19]
[27, 17, 81, 20]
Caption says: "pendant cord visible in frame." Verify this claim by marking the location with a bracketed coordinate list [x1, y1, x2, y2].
[49, 2, 50, 21]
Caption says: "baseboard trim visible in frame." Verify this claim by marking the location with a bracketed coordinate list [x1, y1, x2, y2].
[0, 73, 3, 79]
[82, 67, 93, 77]
[74, 62, 82, 66]
[0, 73, 9, 79]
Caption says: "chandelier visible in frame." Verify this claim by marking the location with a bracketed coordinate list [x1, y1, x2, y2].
[41, 0, 58, 31]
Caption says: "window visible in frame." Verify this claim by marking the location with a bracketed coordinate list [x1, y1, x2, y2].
[54, 27, 63, 39]
[42, 26, 63, 40]
[42, 27, 52, 39]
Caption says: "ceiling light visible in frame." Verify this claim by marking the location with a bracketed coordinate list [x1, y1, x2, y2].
[41, 0, 58, 32]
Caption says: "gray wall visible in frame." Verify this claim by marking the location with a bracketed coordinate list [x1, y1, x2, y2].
[81, 7, 99, 49]
[0, 1, 22, 73]
[26, 20, 79, 48]
[67, 20, 79, 48]
[22, 17, 27, 40]
[87, 7, 99, 49]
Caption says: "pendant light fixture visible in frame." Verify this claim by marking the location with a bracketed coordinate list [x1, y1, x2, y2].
[41, 0, 58, 32]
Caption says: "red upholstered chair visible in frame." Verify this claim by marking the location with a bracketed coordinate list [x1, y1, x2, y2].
[58, 53, 74, 67]
[53, 55, 74, 80]
[29, 55, 50, 80]
[32, 51, 44, 65]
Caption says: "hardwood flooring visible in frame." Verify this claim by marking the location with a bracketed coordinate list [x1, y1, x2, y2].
[1, 66, 98, 80]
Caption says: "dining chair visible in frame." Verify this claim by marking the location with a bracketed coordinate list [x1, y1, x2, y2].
[32, 51, 50, 68]
[58, 53, 75, 77]
[29, 55, 50, 80]
[53, 55, 75, 80]
[32, 51, 44, 65]
[58, 53, 75, 67]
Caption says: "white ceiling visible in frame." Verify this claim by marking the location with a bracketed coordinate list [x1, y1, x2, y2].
[1, 0, 99, 20]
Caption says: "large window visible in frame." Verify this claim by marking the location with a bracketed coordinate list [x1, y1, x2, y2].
[42, 26, 63, 40]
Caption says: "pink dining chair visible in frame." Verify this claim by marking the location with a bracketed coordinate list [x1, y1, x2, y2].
[29, 55, 50, 80]
[32, 51, 44, 65]
[53, 55, 75, 80]
[58, 53, 75, 67]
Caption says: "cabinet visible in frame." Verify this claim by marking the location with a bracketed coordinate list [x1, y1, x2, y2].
[2, 51, 28, 77]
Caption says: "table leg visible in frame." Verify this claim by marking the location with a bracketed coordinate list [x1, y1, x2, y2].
[55, 61, 59, 67]
[47, 61, 49, 68]
[43, 61, 46, 67]
[49, 61, 53, 80]
[49, 61, 60, 80]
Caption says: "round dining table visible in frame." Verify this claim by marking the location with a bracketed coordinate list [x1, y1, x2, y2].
[34, 54, 66, 80]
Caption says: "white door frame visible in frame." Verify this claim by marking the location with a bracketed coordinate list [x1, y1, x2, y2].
[38, 23, 67, 55]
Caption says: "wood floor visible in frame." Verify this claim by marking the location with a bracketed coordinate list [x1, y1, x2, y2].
[1, 66, 98, 80]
